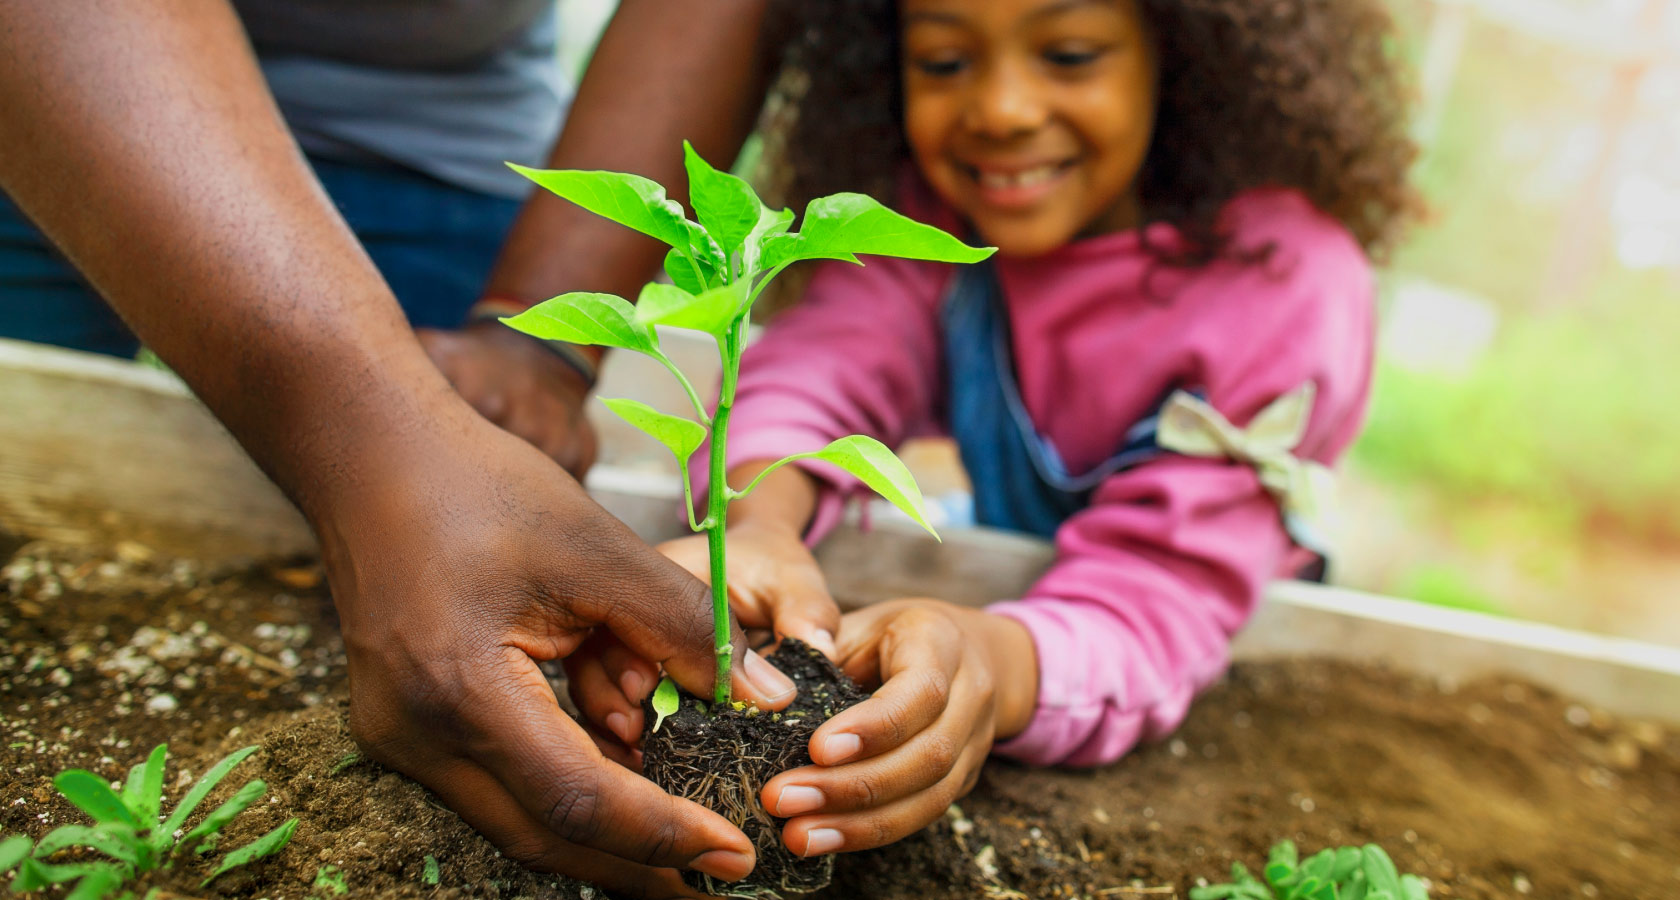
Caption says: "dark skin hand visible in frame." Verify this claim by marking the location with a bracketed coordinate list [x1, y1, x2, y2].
[0, 1, 785, 896]
[419, 0, 782, 476]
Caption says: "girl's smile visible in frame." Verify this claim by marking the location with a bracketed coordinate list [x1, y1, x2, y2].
[959, 156, 1080, 211]
[902, 0, 1158, 256]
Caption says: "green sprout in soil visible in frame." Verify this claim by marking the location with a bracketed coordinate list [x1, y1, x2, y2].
[1190, 841, 1429, 900]
[312, 863, 348, 897]
[503, 143, 993, 706]
[0, 744, 299, 899]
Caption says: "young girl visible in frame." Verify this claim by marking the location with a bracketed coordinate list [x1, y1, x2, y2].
[574, 0, 1416, 870]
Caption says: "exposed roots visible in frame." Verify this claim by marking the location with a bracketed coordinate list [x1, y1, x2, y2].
[642, 640, 867, 899]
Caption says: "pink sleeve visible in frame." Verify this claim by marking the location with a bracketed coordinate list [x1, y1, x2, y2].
[721, 256, 948, 540]
[989, 237, 1375, 768]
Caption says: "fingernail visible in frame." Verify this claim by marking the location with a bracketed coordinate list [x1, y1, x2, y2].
[820, 733, 861, 764]
[809, 629, 838, 659]
[690, 849, 754, 882]
[743, 651, 797, 703]
[605, 711, 633, 744]
[774, 785, 825, 817]
[802, 828, 844, 856]
[620, 669, 649, 701]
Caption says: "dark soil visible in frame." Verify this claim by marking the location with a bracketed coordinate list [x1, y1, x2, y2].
[3, 539, 1678, 900]
[642, 640, 867, 899]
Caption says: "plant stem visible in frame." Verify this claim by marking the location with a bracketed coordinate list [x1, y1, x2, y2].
[707, 320, 743, 706]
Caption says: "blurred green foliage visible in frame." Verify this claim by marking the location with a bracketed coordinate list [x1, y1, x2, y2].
[1353, 3, 1680, 600]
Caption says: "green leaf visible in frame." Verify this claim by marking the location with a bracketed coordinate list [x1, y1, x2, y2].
[502, 292, 660, 355]
[1266, 841, 1298, 880]
[201, 818, 297, 888]
[156, 746, 258, 842]
[742, 205, 796, 275]
[1398, 874, 1429, 900]
[651, 678, 680, 733]
[795, 436, 940, 539]
[122, 745, 167, 827]
[12, 857, 104, 892]
[313, 863, 348, 896]
[1360, 845, 1402, 896]
[55, 771, 139, 828]
[1265, 861, 1296, 888]
[636, 280, 750, 338]
[34, 824, 144, 867]
[1284, 876, 1323, 900]
[1330, 846, 1363, 881]
[180, 779, 266, 853]
[1299, 849, 1336, 881]
[422, 854, 441, 886]
[0, 834, 32, 872]
[664, 248, 711, 294]
[683, 141, 763, 262]
[64, 864, 126, 900]
[1343, 879, 1369, 900]
[762, 193, 994, 269]
[509, 164, 690, 250]
[599, 399, 707, 472]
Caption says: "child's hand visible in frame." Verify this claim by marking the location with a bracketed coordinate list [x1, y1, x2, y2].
[760, 600, 1038, 856]
[656, 518, 841, 658]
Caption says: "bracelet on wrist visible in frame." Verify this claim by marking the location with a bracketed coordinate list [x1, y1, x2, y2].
[467, 297, 600, 389]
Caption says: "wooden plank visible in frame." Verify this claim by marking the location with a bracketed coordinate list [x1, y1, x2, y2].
[0, 339, 313, 560]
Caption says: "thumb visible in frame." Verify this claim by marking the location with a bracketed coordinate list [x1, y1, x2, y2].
[732, 568, 842, 661]
[575, 520, 798, 711]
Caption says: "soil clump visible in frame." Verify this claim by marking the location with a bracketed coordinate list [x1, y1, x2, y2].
[642, 640, 867, 899]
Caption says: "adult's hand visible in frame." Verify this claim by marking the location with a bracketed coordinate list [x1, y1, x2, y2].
[323, 402, 799, 896]
[0, 0, 787, 894]
[418, 321, 599, 478]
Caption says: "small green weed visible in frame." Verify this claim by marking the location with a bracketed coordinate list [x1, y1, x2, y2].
[0, 743, 299, 898]
[313, 864, 348, 896]
[1191, 841, 1428, 900]
[422, 854, 440, 887]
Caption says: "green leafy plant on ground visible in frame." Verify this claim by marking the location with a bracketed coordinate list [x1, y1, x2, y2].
[1191, 841, 1427, 900]
[0, 744, 298, 899]
[503, 142, 992, 705]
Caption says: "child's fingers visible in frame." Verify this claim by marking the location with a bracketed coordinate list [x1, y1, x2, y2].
[654, 534, 713, 583]
[761, 643, 990, 815]
[730, 564, 841, 658]
[776, 739, 990, 856]
[811, 605, 963, 765]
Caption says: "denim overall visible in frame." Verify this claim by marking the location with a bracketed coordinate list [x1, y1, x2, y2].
[940, 259, 1327, 580]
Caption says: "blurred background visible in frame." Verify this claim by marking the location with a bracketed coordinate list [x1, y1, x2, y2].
[561, 0, 1680, 648]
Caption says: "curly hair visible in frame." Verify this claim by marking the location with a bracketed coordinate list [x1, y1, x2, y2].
[759, 0, 1420, 267]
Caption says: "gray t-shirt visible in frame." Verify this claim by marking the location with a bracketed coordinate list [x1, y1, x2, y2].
[235, 0, 570, 199]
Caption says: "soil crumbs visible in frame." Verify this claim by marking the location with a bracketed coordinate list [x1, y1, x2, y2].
[2, 539, 1677, 900]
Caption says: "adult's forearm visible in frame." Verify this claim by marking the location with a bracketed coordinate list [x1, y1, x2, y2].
[483, 0, 778, 310]
[0, 0, 461, 522]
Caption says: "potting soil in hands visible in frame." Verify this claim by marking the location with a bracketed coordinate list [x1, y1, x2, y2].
[641, 639, 867, 899]
[3, 538, 1678, 899]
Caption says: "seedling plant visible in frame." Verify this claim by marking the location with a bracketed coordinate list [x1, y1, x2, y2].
[503, 143, 993, 708]
[0, 744, 297, 899]
[1190, 841, 1429, 900]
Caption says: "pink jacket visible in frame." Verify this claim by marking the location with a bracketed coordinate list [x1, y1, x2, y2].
[724, 188, 1375, 767]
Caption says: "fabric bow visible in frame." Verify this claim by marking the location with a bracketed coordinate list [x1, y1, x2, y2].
[1156, 382, 1334, 555]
